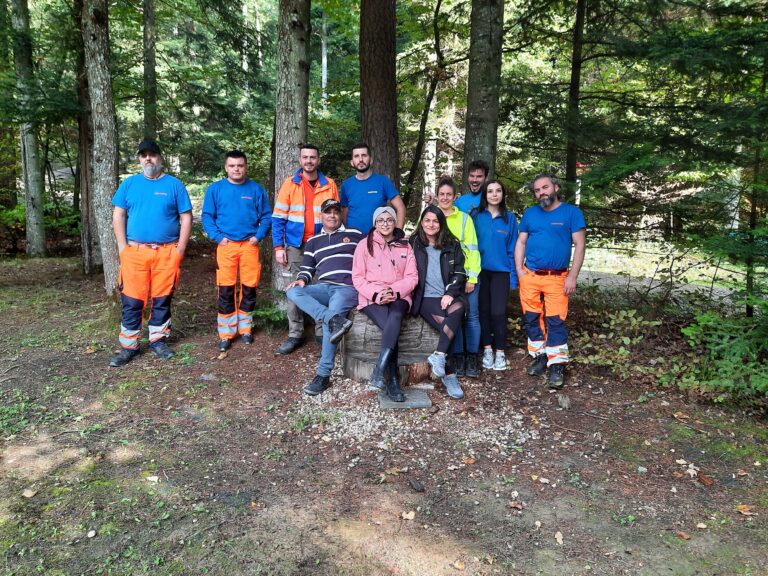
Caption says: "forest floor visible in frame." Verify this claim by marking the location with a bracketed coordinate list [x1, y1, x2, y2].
[0, 244, 766, 576]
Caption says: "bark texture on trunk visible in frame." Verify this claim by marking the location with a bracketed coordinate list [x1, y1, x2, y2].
[82, 0, 120, 293]
[565, 0, 586, 194]
[143, 0, 157, 139]
[10, 0, 46, 255]
[462, 0, 504, 184]
[360, 0, 399, 188]
[272, 0, 310, 295]
[75, 0, 96, 274]
[0, 0, 17, 208]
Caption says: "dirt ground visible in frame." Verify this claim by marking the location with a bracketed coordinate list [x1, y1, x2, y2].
[0, 245, 766, 576]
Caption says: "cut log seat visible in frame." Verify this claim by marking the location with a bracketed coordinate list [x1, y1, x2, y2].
[340, 310, 439, 385]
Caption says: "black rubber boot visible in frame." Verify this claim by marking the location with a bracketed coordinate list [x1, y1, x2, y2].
[386, 348, 405, 402]
[369, 347, 393, 391]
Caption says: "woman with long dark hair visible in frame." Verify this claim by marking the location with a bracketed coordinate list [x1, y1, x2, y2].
[471, 180, 519, 370]
[410, 205, 467, 399]
[351, 207, 418, 402]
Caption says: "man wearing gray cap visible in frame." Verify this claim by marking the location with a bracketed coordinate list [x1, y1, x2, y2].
[109, 139, 193, 367]
[285, 199, 364, 395]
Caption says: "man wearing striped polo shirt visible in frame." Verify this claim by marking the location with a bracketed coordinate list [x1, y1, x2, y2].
[285, 199, 364, 395]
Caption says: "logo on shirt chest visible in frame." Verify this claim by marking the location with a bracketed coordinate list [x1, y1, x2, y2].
[241, 195, 253, 201]
[154, 192, 168, 196]
[342, 237, 351, 243]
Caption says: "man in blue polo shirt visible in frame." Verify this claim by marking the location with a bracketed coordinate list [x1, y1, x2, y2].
[110, 139, 193, 367]
[340, 142, 405, 233]
[515, 173, 586, 389]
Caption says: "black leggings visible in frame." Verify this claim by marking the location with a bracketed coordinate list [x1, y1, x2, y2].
[419, 297, 465, 354]
[362, 299, 409, 350]
[479, 270, 510, 350]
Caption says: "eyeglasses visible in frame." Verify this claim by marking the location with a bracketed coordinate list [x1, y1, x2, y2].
[375, 218, 395, 225]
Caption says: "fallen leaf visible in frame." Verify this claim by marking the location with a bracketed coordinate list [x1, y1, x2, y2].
[250, 500, 260, 509]
[555, 531, 564, 545]
[531, 474, 539, 481]
[531, 415, 540, 425]
[463, 457, 477, 465]
[696, 523, 707, 529]
[216, 350, 229, 360]
[675, 459, 688, 465]
[673, 411, 690, 420]
[85, 346, 95, 354]
[452, 560, 465, 570]
[22, 489, 36, 498]
[676, 530, 690, 540]
[736, 469, 748, 477]
[698, 473, 714, 487]
[408, 478, 425, 493]
[736, 504, 757, 516]
[402, 510, 416, 520]
[385, 467, 400, 476]
[508, 500, 523, 510]
[539, 477, 550, 484]
[534, 520, 541, 531]
[145, 476, 159, 483]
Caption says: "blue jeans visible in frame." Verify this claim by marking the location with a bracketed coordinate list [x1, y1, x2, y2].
[286, 283, 358, 377]
[453, 282, 480, 355]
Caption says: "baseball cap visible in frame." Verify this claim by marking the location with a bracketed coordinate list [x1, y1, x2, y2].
[320, 199, 342, 213]
[137, 139, 162, 155]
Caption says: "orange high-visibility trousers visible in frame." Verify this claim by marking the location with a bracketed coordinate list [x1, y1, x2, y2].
[117, 243, 182, 350]
[215, 241, 262, 339]
[518, 268, 569, 365]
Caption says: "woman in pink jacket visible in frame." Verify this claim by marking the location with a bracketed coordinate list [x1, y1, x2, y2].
[352, 206, 418, 402]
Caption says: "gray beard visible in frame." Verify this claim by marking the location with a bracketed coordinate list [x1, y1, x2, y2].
[538, 195, 554, 208]
[143, 163, 163, 178]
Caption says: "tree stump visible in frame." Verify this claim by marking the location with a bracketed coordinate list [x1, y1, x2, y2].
[340, 310, 439, 385]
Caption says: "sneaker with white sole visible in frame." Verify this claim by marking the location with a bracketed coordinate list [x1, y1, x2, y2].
[482, 349, 494, 369]
[427, 352, 447, 378]
[493, 350, 507, 371]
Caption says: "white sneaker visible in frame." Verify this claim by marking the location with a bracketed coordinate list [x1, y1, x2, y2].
[482, 348, 494, 369]
[493, 351, 507, 371]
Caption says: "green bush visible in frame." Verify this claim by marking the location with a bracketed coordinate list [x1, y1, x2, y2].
[677, 301, 768, 398]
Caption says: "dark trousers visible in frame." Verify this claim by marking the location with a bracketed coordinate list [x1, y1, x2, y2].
[362, 299, 409, 350]
[419, 297, 464, 354]
[479, 270, 510, 350]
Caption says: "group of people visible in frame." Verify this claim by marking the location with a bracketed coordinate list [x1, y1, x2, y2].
[108, 139, 586, 404]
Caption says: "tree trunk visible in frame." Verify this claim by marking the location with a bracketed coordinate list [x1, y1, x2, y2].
[360, 0, 399, 187]
[564, 0, 586, 195]
[143, 0, 157, 139]
[82, 0, 120, 293]
[0, 0, 17, 208]
[462, 0, 504, 184]
[320, 9, 328, 109]
[74, 0, 97, 274]
[10, 0, 46, 256]
[745, 60, 767, 318]
[272, 0, 310, 294]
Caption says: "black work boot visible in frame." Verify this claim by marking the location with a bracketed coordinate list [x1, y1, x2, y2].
[527, 353, 548, 376]
[465, 353, 479, 378]
[304, 374, 331, 396]
[218, 339, 232, 352]
[548, 363, 565, 390]
[328, 314, 353, 345]
[109, 348, 139, 368]
[454, 353, 466, 376]
[369, 347, 393, 391]
[386, 349, 405, 402]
